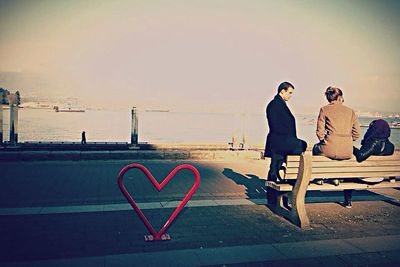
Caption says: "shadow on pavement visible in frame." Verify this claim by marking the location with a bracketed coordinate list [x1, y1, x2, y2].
[221, 167, 397, 207]
[222, 168, 266, 199]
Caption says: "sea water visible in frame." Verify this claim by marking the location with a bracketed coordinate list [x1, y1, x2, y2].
[1, 108, 399, 147]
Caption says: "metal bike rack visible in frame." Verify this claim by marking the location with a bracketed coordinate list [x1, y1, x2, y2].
[117, 163, 200, 241]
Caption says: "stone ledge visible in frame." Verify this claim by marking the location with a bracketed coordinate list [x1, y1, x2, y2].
[0, 150, 263, 161]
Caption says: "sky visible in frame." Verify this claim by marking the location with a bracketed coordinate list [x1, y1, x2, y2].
[0, 0, 399, 114]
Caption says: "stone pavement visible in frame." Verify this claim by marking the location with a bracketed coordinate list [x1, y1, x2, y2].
[1, 159, 400, 266]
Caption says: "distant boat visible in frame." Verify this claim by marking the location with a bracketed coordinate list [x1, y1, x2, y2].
[391, 121, 400, 129]
[19, 102, 53, 109]
[54, 105, 85, 112]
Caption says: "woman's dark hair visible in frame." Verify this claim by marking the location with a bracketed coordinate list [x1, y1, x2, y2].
[277, 81, 294, 94]
[362, 119, 391, 144]
[325, 86, 343, 102]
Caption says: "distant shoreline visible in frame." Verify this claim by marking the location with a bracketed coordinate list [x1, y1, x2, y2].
[145, 109, 170, 112]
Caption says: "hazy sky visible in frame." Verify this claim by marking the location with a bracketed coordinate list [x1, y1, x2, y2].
[0, 0, 399, 114]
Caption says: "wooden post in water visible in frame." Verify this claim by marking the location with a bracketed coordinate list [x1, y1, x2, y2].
[0, 104, 3, 144]
[131, 106, 138, 145]
[8, 93, 18, 145]
[14, 103, 19, 144]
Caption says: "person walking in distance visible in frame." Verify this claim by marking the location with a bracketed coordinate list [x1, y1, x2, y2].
[81, 131, 87, 145]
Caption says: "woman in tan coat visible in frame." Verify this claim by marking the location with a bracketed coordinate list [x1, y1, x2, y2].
[313, 86, 361, 208]
[313, 86, 361, 159]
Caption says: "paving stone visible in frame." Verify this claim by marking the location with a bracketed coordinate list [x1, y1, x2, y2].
[272, 239, 363, 259]
[343, 235, 400, 252]
[338, 251, 397, 266]
[196, 245, 286, 266]
[379, 249, 400, 260]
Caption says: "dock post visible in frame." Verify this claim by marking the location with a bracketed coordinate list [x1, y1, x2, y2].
[8, 94, 18, 145]
[240, 113, 247, 150]
[14, 103, 18, 144]
[0, 104, 3, 144]
[131, 107, 138, 145]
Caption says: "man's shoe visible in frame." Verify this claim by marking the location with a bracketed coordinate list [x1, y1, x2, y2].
[276, 177, 286, 184]
[268, 175, 285, 183]
[267, 170, 281, 183]
[278, 163, 287, 179]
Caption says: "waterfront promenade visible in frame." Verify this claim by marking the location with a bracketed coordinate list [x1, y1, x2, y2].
[1, 154, 400, 266]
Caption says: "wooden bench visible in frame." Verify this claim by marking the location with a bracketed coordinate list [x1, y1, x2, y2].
[265, 151, 400, 229]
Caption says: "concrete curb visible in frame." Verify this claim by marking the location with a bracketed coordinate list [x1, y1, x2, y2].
[0, 150, 263, 161]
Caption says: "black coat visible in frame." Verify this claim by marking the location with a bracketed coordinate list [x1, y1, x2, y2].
[264, 95, 298, 157]
[354, 138, 394, 162]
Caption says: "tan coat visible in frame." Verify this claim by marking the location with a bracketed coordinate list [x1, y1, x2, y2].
[316, 102, 361, 159]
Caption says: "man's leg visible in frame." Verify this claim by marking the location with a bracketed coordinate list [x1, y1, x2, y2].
[278, 138, 307, 156]
[291, 139, 307, 155]
[268, 153, 285, 182]
[267, 153, 285, 205]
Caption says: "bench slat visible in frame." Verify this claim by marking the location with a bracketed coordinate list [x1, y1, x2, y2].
[286, 154, 400, 162]
[285, 171, 400, 179]
[287, 160, 400, 168]
[286, 166, 400, 174]
[266, 180, 400, 191]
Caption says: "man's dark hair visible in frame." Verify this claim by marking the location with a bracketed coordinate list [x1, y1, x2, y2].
[277, 81, 294, 94]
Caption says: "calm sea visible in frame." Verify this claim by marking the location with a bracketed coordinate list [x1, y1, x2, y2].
[1, 108, 400, 147]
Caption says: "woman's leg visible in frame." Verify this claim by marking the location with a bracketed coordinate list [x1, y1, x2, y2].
[343, 189, 353, 208]
[312, 143, 325, 185]
[312, 143, 322, 155]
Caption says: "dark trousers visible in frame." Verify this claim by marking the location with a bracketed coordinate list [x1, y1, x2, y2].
[344, 189, 352, 202]
[312, 143, 322, 155]
[267, 153, 285, 182]
[267, 138, 307, 205]
[267, 138, 307, 181]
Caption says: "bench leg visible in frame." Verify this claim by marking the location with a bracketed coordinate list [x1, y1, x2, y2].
[267, 189, 310, 229]
[267, 188, 286, 212]
[268, 191, 310, 229]
[266, 187, 277, 206]
[267, 152, 312, 229]
[290, 188, 310, 228]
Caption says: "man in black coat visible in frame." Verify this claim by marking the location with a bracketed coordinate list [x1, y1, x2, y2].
[265, 81, 307, 183]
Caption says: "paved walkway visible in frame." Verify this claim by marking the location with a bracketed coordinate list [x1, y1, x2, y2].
[1, 159, 400, 266]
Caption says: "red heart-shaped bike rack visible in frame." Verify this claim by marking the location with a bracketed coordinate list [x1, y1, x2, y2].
[117, 163, 200, 241]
